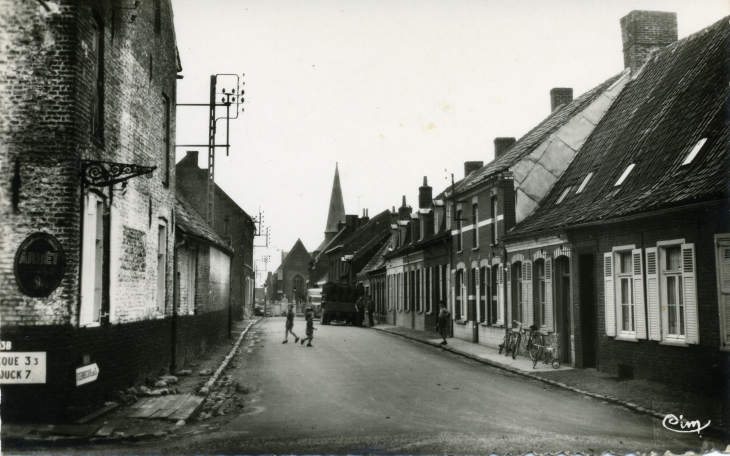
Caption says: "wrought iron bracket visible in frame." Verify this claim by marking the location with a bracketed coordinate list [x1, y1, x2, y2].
[80, 160, 156, 187]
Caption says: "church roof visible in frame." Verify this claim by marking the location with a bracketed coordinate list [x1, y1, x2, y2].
[325, 163, 346, 234]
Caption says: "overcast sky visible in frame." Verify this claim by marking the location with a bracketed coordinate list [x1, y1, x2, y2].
[171, 0, 729, 279]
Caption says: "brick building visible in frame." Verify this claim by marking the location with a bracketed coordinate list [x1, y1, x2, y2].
[173, 191, 233, 366]
[444, 68, 627, 349]
[0, 0, 185, 421]
[383, 179, 451, 333]
[505, 12, 730, 388]
[176, 150, 255, 320]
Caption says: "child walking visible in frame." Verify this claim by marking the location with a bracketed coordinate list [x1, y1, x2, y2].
[300, 307, 317, 347]
[282, 304, 299, 344]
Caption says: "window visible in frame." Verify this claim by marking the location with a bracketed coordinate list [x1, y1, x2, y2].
[577, 172, 593, 193]
[646, 242, 698, 344]
[90, 17, 104, 139]
[682, 138, 707, 165]
[80, 193, 105, 326]
[456, 207, 463, 251]
[469, 267, 477, 320]
[425, 267, 431, 313]
[154, 0, 162, 34]
[512, 262, 523, 324]
[491, 196, 498, 244]
[618, 252, 634, 333]
[161, 95, 170, 185]
[614, 164, 635, 186]
[535, 260, 546, 327]
[157, 225, 167, 314]
[479, 266, 487, 323]
[455, 269, 463, 320]
[664, 247, 684, 336]
[604, 248, 647, 340]
[415, 269, 421, 312]
[716, 236, 730, 349]
[556, 187, 572, 204]
[472, 202, 479, 248]
[187, 246, 198, 315]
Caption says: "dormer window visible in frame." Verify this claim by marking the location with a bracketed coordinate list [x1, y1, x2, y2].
[556, 186, 572, 204]
[614, 164, 635, 186]
[682, 138, 707, 165]
[576, 172, 593, 194]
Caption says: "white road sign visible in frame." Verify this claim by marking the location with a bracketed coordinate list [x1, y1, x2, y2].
[0, 352, 47, 384]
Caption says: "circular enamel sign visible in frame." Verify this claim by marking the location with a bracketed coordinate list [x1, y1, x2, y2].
[14, 233, 66, 298]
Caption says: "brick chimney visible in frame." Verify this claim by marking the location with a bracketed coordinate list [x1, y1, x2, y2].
[359, 208, 369, 226]
[418, 177, 432, 209]
[550, 88, 573, 112]
[494, 138, 516, 159]
[621, 11, 677, 74]
[180, 150, 199, 167]
[464, 161, 483, 178]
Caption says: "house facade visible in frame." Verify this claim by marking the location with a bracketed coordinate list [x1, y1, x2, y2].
[0, 0, 183, 421]
[446, 70, 628, 353]
[383, 179, 451, 334]
[176, 150, 255, 320]
[505, 11, 730, 386]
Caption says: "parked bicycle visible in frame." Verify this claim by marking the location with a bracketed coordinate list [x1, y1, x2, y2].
[528, 327, 561, 369]
[499, 321, 529, 359]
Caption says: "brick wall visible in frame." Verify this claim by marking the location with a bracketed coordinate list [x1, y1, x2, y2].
[176, 153, 255, 320]
[570, 205, 729, 388]
[0, 0, 187, 421]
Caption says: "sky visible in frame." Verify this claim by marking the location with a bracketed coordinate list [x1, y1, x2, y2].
[171, 0, 729, 279]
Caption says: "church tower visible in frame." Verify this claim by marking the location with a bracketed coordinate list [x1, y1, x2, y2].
[324, 163, 346, 243]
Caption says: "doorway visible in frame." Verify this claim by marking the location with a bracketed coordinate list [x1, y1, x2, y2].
[555, 257, 572, 364]
[578, 253, 597, 368]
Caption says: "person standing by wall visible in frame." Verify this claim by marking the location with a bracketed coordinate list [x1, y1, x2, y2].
[282, 304, 299, 344]
[436, 301, 450, 346]
[366, 294, 375, 327]
[355, 295, 364, 327]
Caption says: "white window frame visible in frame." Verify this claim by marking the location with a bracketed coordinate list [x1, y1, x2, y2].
[649, 239, 698, 346]
[80, 192, 104, 327]
[606, 245, 646, 341]
[658, 241, 685, 342]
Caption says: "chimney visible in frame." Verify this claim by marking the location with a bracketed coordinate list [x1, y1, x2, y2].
[360, 208, 369, 225]
[345, 214, 358, 230]
[419, 176, 432, 209]
[550, 88, 573, 112]
[184, 150, 199, 166]
[464, 161, 483, 177]
[621, 11, 677, 74]
[398, 195, 411, 221]
[494, 138, 516, 159]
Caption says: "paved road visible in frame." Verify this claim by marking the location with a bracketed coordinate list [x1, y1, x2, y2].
[149, 317, 702, 454]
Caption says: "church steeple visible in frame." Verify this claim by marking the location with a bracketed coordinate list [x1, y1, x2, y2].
[325, 163, 346, 238]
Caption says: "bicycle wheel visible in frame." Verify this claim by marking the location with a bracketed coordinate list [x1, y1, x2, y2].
[529, 343, 540, 361]
[511, 334, 521, 359]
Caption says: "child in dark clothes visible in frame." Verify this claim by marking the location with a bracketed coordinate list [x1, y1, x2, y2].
[300, 307, 317, 347]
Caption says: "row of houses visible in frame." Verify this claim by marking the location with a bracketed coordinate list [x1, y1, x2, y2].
[0, 0, 255, 422]
[308, 10, 729, 392]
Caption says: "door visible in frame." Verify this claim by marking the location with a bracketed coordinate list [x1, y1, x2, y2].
[555, 257, 572, 364]
[578, 253, 597, 368]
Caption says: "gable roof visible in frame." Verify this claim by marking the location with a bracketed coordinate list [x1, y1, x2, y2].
[175, 191, 233, 254]
[455, 73, 623, 195]
[325, 210, 391, 255]
[358, 235, 392, 276]
[509, 16, 730, 236]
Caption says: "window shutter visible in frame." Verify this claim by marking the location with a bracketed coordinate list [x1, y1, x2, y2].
[80, 194, 98, 326]
[682, 243, 699, 344]
[719, 243, 730, 347]
[632, 249, 647, 339]
[604, 252, 616, 337]
[545, 257, 554, 332]
[502, 264, 509, 326]
[523, 261, 533, 325]
[645, 247, 661, 341]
